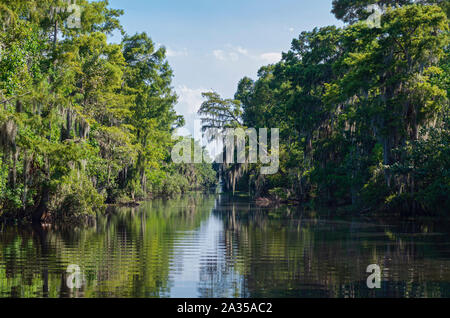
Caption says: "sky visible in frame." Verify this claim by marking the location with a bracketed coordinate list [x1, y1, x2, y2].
[107, 0, 342, 153]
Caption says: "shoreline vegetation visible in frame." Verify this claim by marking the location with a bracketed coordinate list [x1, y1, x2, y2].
[0, 1, 218, 225]
[1, 1, 449, 225]
[198, 1, 449, 217]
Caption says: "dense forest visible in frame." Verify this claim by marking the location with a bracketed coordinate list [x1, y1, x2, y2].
[0, 0, 449, 225]
[200, 0, 449, 215]
[0, 0, 217, 223]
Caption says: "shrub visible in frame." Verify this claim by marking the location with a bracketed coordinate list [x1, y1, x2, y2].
[50, 172, 105, 222]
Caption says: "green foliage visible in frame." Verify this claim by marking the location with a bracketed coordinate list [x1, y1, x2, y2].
[160, 174, 190, 198]
[390, 115, 450, 214]
[331, 0, 447, 24]
[51, 171, 105, 222]
[0, 1, 217, 223]
[201, 2, 449, 215]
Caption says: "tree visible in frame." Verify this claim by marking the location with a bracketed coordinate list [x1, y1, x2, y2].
[211, 1, 449, 214]
[0, 1, 216, 223]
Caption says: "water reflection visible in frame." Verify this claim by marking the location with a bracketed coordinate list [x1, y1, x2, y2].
[0, 194, 449, 298]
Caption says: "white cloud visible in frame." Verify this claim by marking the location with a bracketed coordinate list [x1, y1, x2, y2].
[166, 47, 188, 57]
[176, 85, 207, 114]
[213, 49, 239, 61]
[175, 127, 192, 137]
[259, 52, 282, 64]
[213, 46, 281, 64]
[174, 85, 219, 158]
[155, 43, 188, 58]
[213, 49, 225, 60]
[213, 45, 249, 62]
[174, 85, 207, 138]
[235, 46, 249, 55]
[289, 27, 295, 33]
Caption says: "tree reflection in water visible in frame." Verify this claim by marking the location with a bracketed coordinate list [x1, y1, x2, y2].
[199, 195, 450, 298]
[0, 194, 449, 298]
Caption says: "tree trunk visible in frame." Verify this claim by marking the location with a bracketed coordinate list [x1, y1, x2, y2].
[32, 185, 49, 224]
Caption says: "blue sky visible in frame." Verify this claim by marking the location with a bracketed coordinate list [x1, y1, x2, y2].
[108, 0, 341, 146]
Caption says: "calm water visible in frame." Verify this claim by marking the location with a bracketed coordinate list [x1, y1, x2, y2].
[0, 194, 449, 298]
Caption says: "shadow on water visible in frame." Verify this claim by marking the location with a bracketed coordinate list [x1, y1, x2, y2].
[0, 193, 449, 298]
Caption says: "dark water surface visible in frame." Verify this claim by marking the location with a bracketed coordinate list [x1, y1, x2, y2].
[1, 194, 449, 298]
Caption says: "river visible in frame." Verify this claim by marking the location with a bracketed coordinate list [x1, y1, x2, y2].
[0, 193, 449, 298]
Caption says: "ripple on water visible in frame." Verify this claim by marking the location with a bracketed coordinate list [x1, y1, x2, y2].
[1, 196, 450, 298]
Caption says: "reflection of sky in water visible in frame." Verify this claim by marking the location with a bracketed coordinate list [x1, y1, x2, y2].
[168, 213, 243, 298]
